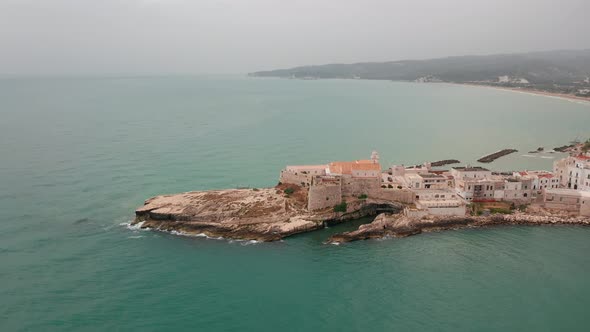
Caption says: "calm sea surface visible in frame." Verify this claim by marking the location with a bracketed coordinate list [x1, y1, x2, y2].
[1, 76, 590, 331]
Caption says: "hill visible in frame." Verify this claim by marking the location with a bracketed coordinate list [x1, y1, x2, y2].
[250, 49, 590, 94]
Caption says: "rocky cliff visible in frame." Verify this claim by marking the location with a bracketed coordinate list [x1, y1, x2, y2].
[133, 184, 404, 241]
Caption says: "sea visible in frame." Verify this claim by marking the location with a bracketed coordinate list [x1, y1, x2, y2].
[1, 76, 590, 331]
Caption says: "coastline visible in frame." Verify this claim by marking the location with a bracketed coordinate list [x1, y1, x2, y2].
[456, 83, 590, 105]
[327, 212, 590, 244]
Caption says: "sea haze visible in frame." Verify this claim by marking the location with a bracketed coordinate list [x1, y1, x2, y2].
[1, 76, 590, 331]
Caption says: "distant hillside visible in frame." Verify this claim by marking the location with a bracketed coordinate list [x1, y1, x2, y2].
[250, 49, 590, 87]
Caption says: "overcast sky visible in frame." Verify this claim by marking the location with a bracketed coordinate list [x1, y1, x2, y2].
[1, 0, 589, 75]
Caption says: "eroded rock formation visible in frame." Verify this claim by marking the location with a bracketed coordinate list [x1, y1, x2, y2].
[133, 184, 404, 241]
[326, 211, 590, 244]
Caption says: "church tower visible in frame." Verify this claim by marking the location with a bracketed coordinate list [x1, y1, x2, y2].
[371, 150, 379, 164]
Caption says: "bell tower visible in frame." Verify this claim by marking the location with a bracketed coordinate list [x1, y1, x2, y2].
[371, 150, 379, 164]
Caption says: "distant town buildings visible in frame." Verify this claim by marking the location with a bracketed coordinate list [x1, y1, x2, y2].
[279, 146, 590, 217]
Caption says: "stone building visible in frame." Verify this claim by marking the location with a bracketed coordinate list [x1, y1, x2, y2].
[279, 164, 327, 187]
[540, 189, 590, 217]
[300, 151, 384, 211]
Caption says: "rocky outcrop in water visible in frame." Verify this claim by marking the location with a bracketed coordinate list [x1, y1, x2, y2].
[133, 185, 404, 241]
[430, 159, 461, 167]
[326, 212, 590, 244]
[477, 149, 518, 163]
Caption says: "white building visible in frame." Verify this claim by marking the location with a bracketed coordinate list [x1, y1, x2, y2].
[407, 189, 467, 217]
[553, 155, 590, 191]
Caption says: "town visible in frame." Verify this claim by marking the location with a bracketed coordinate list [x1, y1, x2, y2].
[279, 143, 590, 218]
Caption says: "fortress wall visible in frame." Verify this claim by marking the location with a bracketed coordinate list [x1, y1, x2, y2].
[279, 171, 312, 187]
[581, 199, 590, 217]
[372, 189, 415, 204]
[308, 184, 342, 211]
[341, 177, 381, 197]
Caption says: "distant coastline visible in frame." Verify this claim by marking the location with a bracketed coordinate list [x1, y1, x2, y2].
[249, 49, 590, 103]
[458, 83, 590, 104]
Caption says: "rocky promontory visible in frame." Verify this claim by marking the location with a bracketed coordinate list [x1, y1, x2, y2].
[327, 211, 590, 244]
[133, 184, 403, 241]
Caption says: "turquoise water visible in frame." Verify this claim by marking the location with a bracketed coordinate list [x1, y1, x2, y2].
[1, 76, 590, 331]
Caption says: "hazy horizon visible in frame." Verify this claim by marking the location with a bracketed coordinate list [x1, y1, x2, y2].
[1, 0, 589, 76]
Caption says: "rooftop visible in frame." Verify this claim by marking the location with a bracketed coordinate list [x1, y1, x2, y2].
[418, 173, 446, 179]
[546, 188, 590, 197]
[452, 166, 490, 172]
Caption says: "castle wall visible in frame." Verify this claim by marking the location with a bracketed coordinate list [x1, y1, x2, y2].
[371, 189, 415, 204]
[542, 191, 581, 213]
[424, 205, 467, 216]
[581, 198, 590, 217]
[308, 184, 342, 211]
[341, 176, 381, 197]
[279, 170, 312, 187]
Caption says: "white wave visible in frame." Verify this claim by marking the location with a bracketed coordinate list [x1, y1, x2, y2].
[167, 229, 228, 241]
[123, 221, 263, 244]
[124, 220, 151, 231]
[127, 235, 144, 239]
[540, 156, 554, 159]
[244, 240, 260, 245]
[521, 155, 536, 158]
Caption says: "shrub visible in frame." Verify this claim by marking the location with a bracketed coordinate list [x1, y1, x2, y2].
[252, 188, 259, 191]
[284, 187, 295, 195]
[333, 201, 347, 213]
[358, 194, 368, 200]
[397, 185, 402, 189]
[490, 207, 512, 215]
[388, 184, 393, 188]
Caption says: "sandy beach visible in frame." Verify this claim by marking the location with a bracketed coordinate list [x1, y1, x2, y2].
[459, 83, 590, 105]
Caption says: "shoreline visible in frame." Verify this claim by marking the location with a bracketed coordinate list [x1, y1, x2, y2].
[457, 83, 590, 104]
[327, 212, 590, 244]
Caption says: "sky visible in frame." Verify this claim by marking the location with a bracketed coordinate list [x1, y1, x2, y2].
[1, 0, 589, 75]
